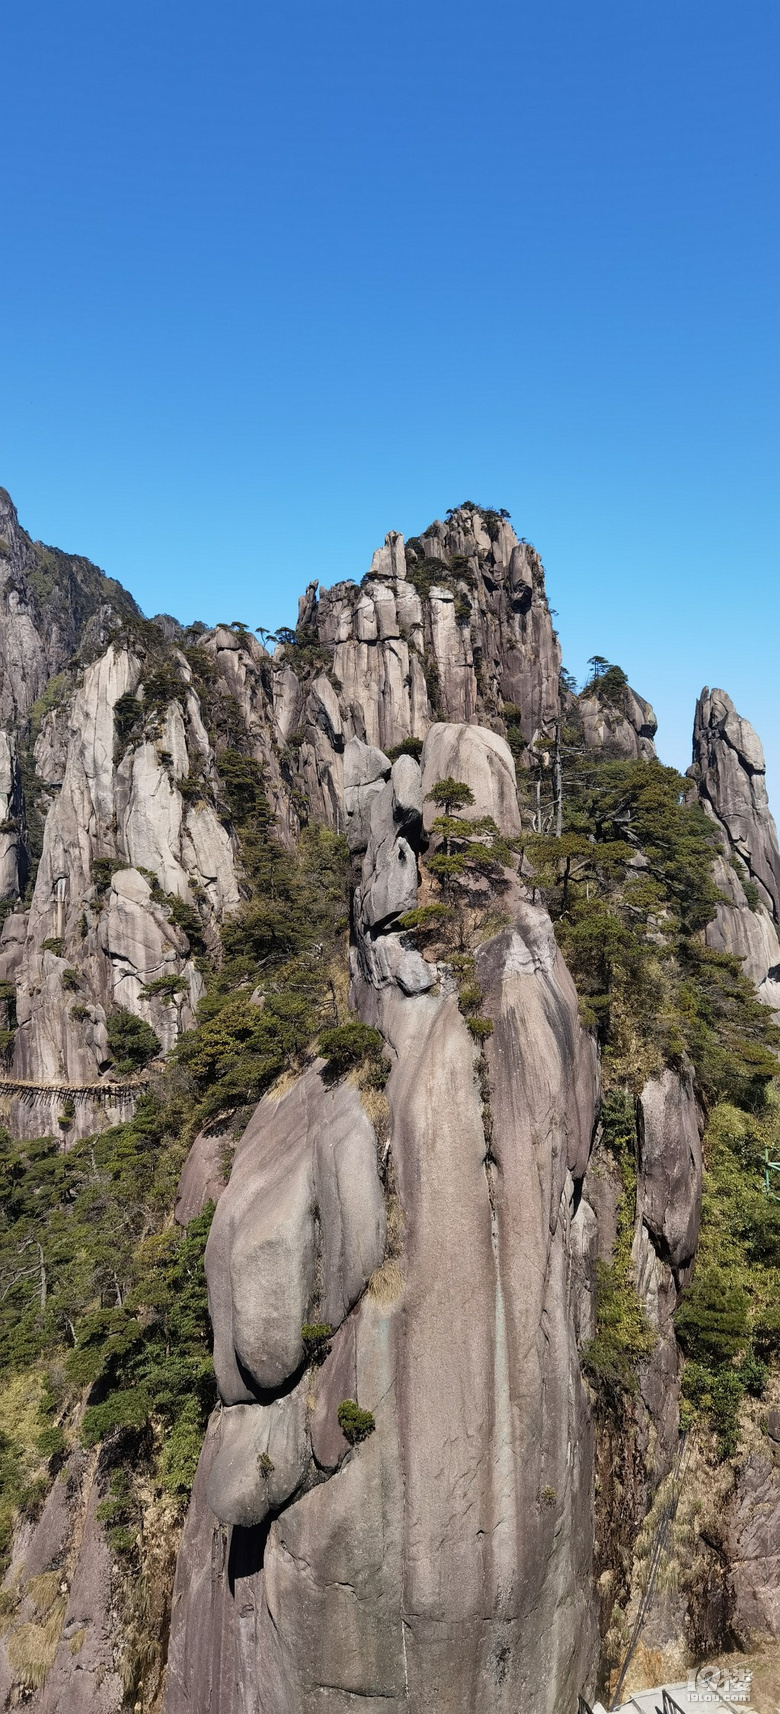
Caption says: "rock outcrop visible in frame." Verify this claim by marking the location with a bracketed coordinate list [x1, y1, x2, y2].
[577, 683, 657, 761]
[0, 642, 244, 1136]
[637, 1067, 702, 1281]
[165, 725, 601, 1714]
[2, 492, 780, 1714]
[264, 506, 561, 829]
[691, 687, 780, 1010]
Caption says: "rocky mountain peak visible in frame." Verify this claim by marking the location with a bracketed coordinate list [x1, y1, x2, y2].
[1, 496, 780, 1714]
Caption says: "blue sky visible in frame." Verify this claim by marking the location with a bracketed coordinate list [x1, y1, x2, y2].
[1, 1, 778, 791]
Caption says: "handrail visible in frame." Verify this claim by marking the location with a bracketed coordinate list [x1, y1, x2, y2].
[764, 1147, 780, 1202]
[610, 1433, 689, 1707]
[0, 1074, 149, 1099]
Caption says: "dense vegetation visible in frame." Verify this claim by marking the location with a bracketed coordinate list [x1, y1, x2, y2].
[0, 718, 353, 1582]
[526, 687, 780, 1453]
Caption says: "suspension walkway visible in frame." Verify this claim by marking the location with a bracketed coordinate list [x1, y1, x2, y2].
[0, 1074, 150, 1101]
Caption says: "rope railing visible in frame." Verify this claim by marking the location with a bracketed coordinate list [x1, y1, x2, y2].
[0, 1074, 149, 1101]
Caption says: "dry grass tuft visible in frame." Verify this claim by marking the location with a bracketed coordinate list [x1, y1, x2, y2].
[26, 1571, 61, 1615]
[358, 1084, 390, 1143]
[367, 1258, 404, 1306]
[264, 1067, 300, 1104]
[6, 1593, 67, 1689]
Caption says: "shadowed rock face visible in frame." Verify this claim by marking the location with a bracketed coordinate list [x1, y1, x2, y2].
[691, 687, 780, 1013]
[165, 726, 600, 1714]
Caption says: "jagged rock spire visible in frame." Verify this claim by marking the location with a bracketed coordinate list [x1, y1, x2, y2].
[691, 686, 780, 923]
[689, 687, 780, 1013]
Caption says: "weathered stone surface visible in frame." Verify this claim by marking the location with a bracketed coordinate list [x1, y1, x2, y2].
[421, 721, 522, 835]
[693, 687, 780, 921]
[159, 1418, 237, 1714]
[355, 760, 423, 936]
[343, 736, 391, 853]
[174, 1128, 229, 1225]
[632, 1223, 683, 1484]
[0, 729, 27, 899]
[270, 507, 562, 794]
[15, 492, 780, 1709]
[2, 640, 239, 1125]
[168, 892, 599, 1714]
[0, 1450, 123, 1714]
[691, 687, 780, 1018]
[577, 685, 657, 760]
[728, 1451, 780, 1637]
[206, 1385, 310, 1527]
[0, 487, 142, 726]
[205, 1067, 384, 1406]
[705, 853, 780, 1012]
[637, 1066, 702, 1276]
[309, 1314, 357, 1471]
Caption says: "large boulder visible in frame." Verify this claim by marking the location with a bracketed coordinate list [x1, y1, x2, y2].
[420, 721, 521, 836]
[205, 1066, 385, 1406]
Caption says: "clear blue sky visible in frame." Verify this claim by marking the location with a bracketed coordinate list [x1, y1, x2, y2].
[1, 2, 778, 791]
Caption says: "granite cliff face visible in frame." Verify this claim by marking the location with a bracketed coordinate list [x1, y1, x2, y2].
[0, 495, 778, 1714]
[691, 687, 780, 1013]
[165, 726, 599, 1714]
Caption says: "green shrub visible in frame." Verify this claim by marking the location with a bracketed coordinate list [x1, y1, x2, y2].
[387, 736, 423, 762]
[106, 1010, 160, 1075]
[583, 1093, 655, 1396]
[107, 1525, 135, 1555]
[166, 895, 206, 954]
[302, 1322, 333, 1362]
[60, 968, 80, 992]
[675, 1266, 749, 1368]
[91, 858, 124, 897]
[425, 777, 475, 815]
[318, 1022, 384, 1077]
[70, 1004, 90, 1022]
[113, 692, 141, 750]
[397, 903, 451, 937]
[36, 1425, 66, 1461]
[216, 750, 267, 826]
[141, 664, 186, 717]
[337, 1399, 375, 1444]
[41, 938, 64, 957]
[466, 1016, 493, 1039]
[139, 974, 186, 1001]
